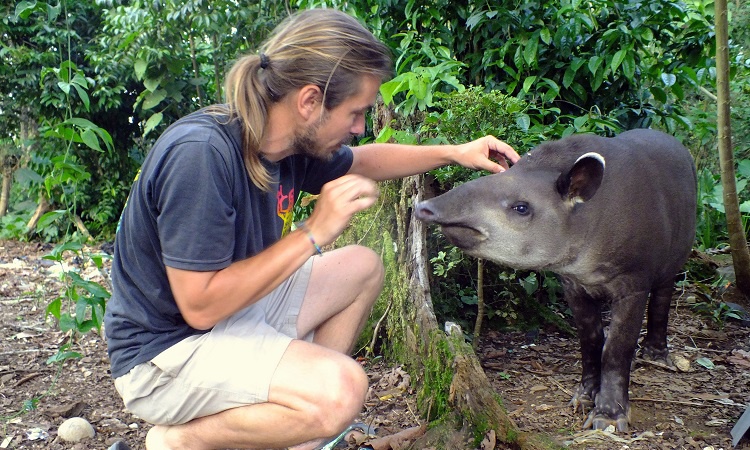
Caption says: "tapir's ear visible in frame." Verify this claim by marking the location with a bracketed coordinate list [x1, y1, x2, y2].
[556, 152, 605, 204]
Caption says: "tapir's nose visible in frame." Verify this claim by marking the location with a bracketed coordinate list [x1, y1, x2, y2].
[414, 201, 437, 222]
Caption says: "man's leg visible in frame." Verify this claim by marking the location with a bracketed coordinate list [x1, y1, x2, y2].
[297, 245, 385, 352]
[146, 245, 384, 449]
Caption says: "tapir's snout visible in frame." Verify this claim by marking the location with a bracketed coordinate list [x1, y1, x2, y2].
[414, 201, 437, 223]
[414, 199, 487, 250]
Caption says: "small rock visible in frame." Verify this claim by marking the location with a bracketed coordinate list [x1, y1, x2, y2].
[58, 417, 95, 442]
[673, 355, 691, 372]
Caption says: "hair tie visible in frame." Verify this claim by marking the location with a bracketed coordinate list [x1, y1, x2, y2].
[259, 53, 270, 69]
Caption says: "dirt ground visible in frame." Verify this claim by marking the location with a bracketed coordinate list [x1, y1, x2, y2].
[1, 239, 749, 450]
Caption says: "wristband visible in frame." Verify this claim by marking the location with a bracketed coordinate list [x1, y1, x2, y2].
[299, 223, 323, 255]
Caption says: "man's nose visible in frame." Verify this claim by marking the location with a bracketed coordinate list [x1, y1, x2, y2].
[351, 115, 365, 135]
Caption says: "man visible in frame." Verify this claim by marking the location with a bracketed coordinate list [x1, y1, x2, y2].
[104, 8, 519, 450]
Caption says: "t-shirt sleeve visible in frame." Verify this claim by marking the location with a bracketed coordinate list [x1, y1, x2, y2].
[153, 141, 236, 271]
[300, 145, 354, 194]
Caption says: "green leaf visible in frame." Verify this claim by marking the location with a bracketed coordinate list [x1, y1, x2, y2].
[650, 86, 667, 103]
[59, 313, 77, 333]
[46, 2, 61, 21]
[134, 59, 147, 80]
[379, 77, 407, 105]
[64, 117, 98, 129]
[15, 1, 37, 20]
[14, 167, 44, 184]
[622, 53, 636, 80]
[143, 113, 163, 137]
[142, 90, 167, 110]
[46, 297, 62, 320]
[540, 28, 552, 45]
[95, 128, 115, 152]
[516, 114, 531, 132]
[81, 129, 102, 152]
[588, 55, 602, 77]
[574, 115, 588, 130]
[522, 76, 537, 93]
[144, 78, 160, 92]
[661, 73, 677, 87]
[375, 125, 395, 144]
[47, 351, 82, 365]
[45, 241, 83, 261]
[738, 160, 750, 179]
[37, 210, 66, 231]
[611, 49, 627, 73]
[563, 66, 577, 88]
[523, 35, 539, 67]
[72, 84, 91, 111]
[58, 81, 71, 95]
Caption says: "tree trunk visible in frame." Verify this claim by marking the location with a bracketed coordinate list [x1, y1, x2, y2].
[26, 190, 50, 235]
[189, 31, 204, 108]
[0, 164, 13, 218]
[212, 34, 222, 104]
[715, 0, 750, 296]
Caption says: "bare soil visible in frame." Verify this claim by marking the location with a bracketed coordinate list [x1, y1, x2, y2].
[1, 239, 749, 449]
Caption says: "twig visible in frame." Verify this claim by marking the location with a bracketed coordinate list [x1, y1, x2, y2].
[549, 376, 573, 397]
[14, 372, 42, 387]
[0, 297, 37, 305]
[0, 348, 55, 357]
[630, 397, 705, 407]
[681, 346, 730, 354]
[366, 299, 393, 359]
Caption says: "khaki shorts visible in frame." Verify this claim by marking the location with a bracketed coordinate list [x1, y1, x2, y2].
[114, 258, 314, 425]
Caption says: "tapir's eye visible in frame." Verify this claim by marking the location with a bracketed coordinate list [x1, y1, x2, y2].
[512, 202, 530, 215]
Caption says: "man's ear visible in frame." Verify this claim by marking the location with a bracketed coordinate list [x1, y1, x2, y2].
[297, 84, 323, 121]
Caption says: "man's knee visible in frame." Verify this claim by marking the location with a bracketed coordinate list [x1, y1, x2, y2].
[306, 358, 368, 436]
[341, 245, 385, 294]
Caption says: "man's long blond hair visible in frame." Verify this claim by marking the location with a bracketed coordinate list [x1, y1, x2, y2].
[212, 9, 393, 191]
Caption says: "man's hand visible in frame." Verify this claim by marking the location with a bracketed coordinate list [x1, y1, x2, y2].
[454, 136, 520, 173]
[304, 174, 379, 246]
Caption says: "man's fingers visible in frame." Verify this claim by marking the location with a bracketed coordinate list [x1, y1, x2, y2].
[325, 174, 379, 203]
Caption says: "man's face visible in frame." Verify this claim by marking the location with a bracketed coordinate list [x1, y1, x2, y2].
[293, 75, 381, 160]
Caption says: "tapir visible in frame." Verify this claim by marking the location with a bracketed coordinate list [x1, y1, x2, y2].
[415, 129, 697, 431]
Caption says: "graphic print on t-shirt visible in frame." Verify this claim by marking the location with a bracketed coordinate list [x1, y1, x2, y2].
[277, 184, 295, 236]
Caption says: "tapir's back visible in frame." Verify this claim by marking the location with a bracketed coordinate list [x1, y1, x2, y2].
[528, 129, 697, 280]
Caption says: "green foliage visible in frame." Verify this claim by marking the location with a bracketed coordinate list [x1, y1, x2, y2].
[691, 296, 745, 330]
[43, 241, 111, 362]
[695, 160, 750, 250]
[430, 247, 463, 277]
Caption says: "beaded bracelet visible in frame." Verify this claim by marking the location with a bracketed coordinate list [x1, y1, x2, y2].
[299, 223, 323, 255]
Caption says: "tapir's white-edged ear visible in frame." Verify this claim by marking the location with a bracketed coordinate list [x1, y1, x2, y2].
[556, 152, 605, 204]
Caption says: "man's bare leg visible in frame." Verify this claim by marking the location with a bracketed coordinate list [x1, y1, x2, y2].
[145, 245, 384, 450]
[297, 245, 385, 352]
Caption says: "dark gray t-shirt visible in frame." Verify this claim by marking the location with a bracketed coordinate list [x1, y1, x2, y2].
[104, 109, 353, 378]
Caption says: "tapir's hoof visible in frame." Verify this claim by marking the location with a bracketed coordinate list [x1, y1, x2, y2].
[570, 392, 594, 414]
[638, 346, 673, 367]
[582, 412, 629, 432]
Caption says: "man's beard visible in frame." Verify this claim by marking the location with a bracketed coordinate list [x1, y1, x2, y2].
[290, 117, 354, 161]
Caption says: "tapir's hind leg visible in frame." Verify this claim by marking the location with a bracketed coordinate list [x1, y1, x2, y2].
[639, 281, 674, 365]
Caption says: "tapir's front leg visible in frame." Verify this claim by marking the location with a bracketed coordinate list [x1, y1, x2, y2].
[563, 280, 603, 413]
[588, 291, 649, 432]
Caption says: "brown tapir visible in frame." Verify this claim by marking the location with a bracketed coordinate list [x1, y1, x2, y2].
[414, 129, 697, 431]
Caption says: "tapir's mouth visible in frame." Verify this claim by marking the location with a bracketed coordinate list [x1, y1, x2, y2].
[438, 224, 487, 250]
